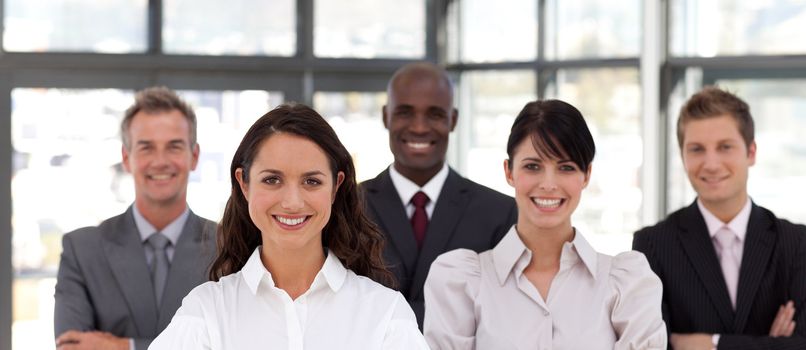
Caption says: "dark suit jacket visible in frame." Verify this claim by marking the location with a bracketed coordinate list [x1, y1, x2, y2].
[361, 168, 517, 327]
[633, 200, 806, 349]
[54, 206, 217, 349]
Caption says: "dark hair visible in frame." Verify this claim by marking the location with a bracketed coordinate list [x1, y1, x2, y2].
[677, 85, 754, 149]
[209, 103, 395, 287]
[506, 99, 595, 172]
[121, 86, 197, 149]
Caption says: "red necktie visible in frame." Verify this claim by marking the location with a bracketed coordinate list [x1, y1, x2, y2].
[410, 191, 430, 249]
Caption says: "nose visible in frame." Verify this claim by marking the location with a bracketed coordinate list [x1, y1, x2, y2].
[281, 184, 305, 211]
[408, 114, 429, 134]
[538, 171, 558, 191]
[702, 149, 721, 171]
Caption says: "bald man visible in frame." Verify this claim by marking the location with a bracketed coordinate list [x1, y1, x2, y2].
[360, 62, 517, 328]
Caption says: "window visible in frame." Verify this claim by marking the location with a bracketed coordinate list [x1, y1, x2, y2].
[314, 0, 425, 59]
[459, 70, 536, 195]
[666, 74, 806, 224]
[545, 0, 641, 59]
[10, 88, 278, 349]
[671, 0, 806, 56]
[163, 0, 296, 56]
[3, 0, 147, 53]
[314, 91, 391, 181]
[447, 0, 537, 63]
[546, 68, 642, 254]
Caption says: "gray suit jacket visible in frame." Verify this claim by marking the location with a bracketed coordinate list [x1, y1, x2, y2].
[361, 168, 517, 328]
[54, 206, 217, 349]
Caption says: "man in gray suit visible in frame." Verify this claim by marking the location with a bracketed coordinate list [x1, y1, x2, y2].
[361, 62, 517, 328]
[54, 87, 217, 350]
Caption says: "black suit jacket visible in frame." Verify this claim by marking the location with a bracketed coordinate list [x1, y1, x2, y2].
[361, 168, 517, 328]
[633, 200, 806, 349]
[54, 207, 217, 349]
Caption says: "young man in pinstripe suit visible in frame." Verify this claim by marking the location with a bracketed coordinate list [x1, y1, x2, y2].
[633, 86, 806, 350]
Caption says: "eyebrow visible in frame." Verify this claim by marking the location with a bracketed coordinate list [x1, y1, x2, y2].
[520, 156, 573, 163]
[257, 169, 327, 177]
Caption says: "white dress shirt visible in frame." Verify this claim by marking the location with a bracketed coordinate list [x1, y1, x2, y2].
[388, 163, 449, 218]
[424, 226, 667, 350]
[149, 247, 430, 350]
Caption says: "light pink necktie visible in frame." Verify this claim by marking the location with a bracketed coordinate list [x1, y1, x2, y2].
[715, 227, 739, 309]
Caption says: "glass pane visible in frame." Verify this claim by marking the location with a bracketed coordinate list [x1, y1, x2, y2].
[448, 0, 537, 63]
[671, 0, 806, 56]
[3, 0, 147, 53]
[11, 88, 279, 349]
[460, 70, 536, 196]
[545, 68, 642, 254]
[314, 0, 424, 59]
[314, 92, 391, 182]
[163, 0, 295, 56]
[545, 0, 641, 59]
[667, 76, 806, 225]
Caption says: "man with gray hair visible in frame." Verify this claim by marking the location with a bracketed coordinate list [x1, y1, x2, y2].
[54, 87, 216, 350]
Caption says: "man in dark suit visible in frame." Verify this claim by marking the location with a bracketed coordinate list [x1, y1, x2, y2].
[361, 62, 517, 328]
[633, 86, 806, 349]
[54, 87, 217, 350]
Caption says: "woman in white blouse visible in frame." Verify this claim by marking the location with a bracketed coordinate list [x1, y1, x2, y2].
[150, 104, 429, 350]
[423, 99, 666, 350]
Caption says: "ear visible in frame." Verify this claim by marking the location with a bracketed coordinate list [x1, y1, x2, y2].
[504, 159, 514, 187]
[235, 168, 249, 200]
[190, 143, 201, 171]
[449, 108, 458, 132]
[583, 164, 593, 188]
[747, 141, 757, 166]
[382, 105, 390, 130]
[121, 145, 132, 173]
[332, 171, 346, 203]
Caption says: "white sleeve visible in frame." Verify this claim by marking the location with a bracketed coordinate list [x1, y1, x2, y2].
[610, 251, 667, 350]
[382, 293, 431, 350]
[148, 289, 213, 350]
[423, 249, 481, 350]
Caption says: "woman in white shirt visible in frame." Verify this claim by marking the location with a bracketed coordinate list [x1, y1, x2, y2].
[423, 99, 666, 350]
[150, 104, 429, 350]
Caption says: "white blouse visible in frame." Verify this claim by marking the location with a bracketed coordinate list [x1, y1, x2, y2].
[150, 247, 429, 350]
[424, 226, 666, 350]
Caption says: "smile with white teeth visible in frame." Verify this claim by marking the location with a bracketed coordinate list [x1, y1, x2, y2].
[532, 198, 562, 208]
[149, 174, 172, 180]
[406, 141, 431, 149]
[275, 216, 307, 226]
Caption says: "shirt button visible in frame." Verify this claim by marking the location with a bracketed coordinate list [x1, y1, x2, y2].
[543, 311, 550, 316]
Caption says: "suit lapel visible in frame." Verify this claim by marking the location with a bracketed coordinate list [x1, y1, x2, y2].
[409, 170, 470, 301]
[733, 204, 775, 332]
[365, 170, 419, 276]
[102, 207, 159, 337]
[676, 202, 735, 330]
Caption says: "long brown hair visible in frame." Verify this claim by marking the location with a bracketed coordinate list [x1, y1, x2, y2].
[209, 103, 395, 287]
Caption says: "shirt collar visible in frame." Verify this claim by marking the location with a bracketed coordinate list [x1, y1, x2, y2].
[241, 247, 348, 296]
[697, 197, 752, 241]
[388, 163, 449, 206]
[561, 229, 598, 280]
[492, 225, 598, 285]
[132, 204, 189, 246]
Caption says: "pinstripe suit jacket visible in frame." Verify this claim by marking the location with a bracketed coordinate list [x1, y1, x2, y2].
[633, 200, 806, 350]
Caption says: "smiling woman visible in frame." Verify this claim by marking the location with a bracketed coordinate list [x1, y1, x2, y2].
[149, 103, 429, 349]
[423, 99, 667, 349]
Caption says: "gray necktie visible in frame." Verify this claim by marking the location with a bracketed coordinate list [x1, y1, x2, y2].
[147, 232, 171, 306]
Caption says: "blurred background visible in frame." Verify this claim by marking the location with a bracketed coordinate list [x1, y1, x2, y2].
[1, 0, 806, 349]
